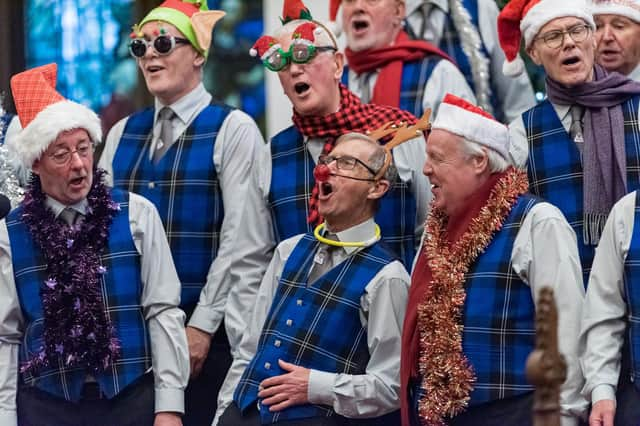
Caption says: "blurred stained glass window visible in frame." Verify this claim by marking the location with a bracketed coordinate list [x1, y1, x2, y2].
[25, 0, 135, 112]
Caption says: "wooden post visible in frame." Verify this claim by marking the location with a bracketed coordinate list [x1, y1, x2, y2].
[526, 287, 567, 426]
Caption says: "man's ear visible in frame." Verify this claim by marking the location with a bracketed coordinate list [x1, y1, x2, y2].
[526, 44, 542, 66]
[368, 178, 390, 200]
[472, 149, 490, 175]
[334, 51, 345, 80]
[31, 159, 41, 175]
[194, 52, 206, 68]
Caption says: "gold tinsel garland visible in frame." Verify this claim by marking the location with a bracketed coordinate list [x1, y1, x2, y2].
[416, 167, 529, 425]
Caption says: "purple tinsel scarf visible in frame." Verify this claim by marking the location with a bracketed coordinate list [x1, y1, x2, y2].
[19, 168, 122, 375]
[546, 65, 640, 244]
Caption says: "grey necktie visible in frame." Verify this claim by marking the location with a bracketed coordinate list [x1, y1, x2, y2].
[59, 207, 79, 227]
[308, 234, 339, 284]
[153, 107, 176, 164]
[569, 105, 585, 153]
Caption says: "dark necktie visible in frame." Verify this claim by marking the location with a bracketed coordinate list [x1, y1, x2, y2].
[308, 233, 339, 284]
[59, 207, 79, 227]
[569, 105, 585, 155]
[153, 107, 176, 164]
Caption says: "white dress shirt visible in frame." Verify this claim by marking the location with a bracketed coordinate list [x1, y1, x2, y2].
[346, 59, 477, 118]
[99, 83, 273, 352]
[0, 192, 189, 425]
[405, 0, 536, 123]
[579, 191, 638, 406]
[508, 201, 588, 425]
[213, 218, 411, 425]
[629, 63, 640, 82]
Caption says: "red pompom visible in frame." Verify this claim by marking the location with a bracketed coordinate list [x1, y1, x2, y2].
[313, 164, 331, 182]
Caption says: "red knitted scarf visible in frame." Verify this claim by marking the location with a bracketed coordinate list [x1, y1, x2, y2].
[292, 84, 419, 224]
[345, 30, 452, 107]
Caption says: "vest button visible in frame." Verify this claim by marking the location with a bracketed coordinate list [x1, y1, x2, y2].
[286, 319, 293, 326]
[296, 299, 303, 306]
[264, 362, 271, 370]
[148, 181, 155, 189]
[274, 340, 281, 347]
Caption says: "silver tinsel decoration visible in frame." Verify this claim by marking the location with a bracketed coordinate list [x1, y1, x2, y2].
[449, 0, 494, 115]
[0, 94, 25, 207]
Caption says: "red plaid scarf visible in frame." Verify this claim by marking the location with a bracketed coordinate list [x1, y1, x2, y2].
[292, 84, 419, 224]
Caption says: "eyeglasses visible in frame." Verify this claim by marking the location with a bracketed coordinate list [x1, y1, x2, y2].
[318, 154, 378, 176]
[261, 44, 337, 72]
[48, 143, 93, 165]
[534, 24, 591, 49]
[129, 34, 191, 58]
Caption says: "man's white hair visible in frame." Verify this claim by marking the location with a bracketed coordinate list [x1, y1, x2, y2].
[461, 137, 510, 173]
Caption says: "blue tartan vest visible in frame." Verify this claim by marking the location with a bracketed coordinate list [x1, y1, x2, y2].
[268, 126, 417, 268]
[462, 194, 539, 406]
[0, 113, 13, 146]
[234, 233, 398, 423]
[437, 0, 503, 121]
[111, 103, 232, 309]
[622, 190, 640, 389]
[343, 56, 441, 117]
[524, 97, 640, 282]
[7, 189, 151, 402]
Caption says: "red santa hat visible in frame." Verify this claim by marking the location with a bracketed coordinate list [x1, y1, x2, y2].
[9, 63, 101, 168]
[592, 0, 640, 23]
[328, 0, 343, 36]
[432, 94, 510, 160]
[497, 0, 595, 77]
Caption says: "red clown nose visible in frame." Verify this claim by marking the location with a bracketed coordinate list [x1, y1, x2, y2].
[313, 164, 331, 182]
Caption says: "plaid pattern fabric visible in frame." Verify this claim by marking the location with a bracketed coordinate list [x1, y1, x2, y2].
[10, 63, 64, 127]
[268, 126, 417, 268]
[0, 113, 14, 145]
[111, 103, 232, 308]
[462, 194, 540, 406]
[7, 189, 151, 402]
[234, 233, 398, 423]
[524, 97, 640, 282]
[343, 56, 440, 117]
[623, 190, 640, 389]
[437, 0, 502, 121]
[292, 84, 419, 225]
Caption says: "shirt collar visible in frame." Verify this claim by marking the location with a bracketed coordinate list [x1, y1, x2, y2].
[327, 217, 377, 255]
[406, 0, 448, 16]
[552, 102, 572, 122]
[154, 82, 211, 125]
[629, 63, 640, 82]
[45, 196, 88, 219]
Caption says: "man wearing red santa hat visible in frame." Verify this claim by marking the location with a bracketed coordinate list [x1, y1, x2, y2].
[0, 63, 189, 426]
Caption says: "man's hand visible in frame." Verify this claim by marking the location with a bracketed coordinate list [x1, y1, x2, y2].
[258, 359, 310, 412]
[589, 399, 615, 426]
[186, 326, 212, 379]
[154, 412, 182, 426]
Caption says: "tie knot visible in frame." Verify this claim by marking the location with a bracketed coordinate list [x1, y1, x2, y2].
[59, 208, 79, 226]
[570, 105, 584, 121]
[159, 107, 175, 121]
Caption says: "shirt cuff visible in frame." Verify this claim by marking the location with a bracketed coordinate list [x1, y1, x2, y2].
[187, 305, 223, 335]
[591, 384, 617, 406]
[155, 387, 185, 414]
[0, 410, 17, 426]
[307, 369, 336, 406]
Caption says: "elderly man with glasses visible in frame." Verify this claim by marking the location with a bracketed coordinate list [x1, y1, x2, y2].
[592, 0, 640, 81]
[97, 1, 271, 424]
[0, 63, 189, 426]
[214, 131, 412, 426]
[498, 0, 640, 281]
[244, 0, 430, 274]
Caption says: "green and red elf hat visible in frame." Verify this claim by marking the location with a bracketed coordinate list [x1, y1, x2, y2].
[134, 0, 226, 58]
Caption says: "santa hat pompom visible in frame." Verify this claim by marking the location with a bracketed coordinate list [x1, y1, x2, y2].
[250, 35, 281, 60]
[503, 54, 525, 77]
